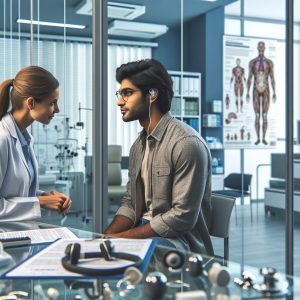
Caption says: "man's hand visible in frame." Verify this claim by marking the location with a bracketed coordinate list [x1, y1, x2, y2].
[104, 215, 134, 234]
[272, 94, 277, 103]
[105, 223, 158, 239]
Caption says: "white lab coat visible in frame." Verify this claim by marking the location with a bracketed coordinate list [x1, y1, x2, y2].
[0, 113, 42, 222]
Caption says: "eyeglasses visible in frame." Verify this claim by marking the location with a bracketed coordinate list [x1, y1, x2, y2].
[115, 88, 140, 102]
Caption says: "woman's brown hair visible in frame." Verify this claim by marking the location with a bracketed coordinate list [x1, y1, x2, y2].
[0, 66, 59, 119]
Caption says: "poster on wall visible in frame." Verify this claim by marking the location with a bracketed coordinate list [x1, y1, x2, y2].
[223, 35, 279, 149]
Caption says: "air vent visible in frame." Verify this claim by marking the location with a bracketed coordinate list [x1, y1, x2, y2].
[76, 1, 145, 20]
[108, 20, 168, 39]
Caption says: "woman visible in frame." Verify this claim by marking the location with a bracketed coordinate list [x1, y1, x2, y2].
[0, 66, 72, 222]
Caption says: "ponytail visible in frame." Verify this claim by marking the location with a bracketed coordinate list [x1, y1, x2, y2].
[0, 79, 13, 119]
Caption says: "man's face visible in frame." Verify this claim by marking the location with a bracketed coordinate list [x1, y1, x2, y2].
[116, 79, 148, 122]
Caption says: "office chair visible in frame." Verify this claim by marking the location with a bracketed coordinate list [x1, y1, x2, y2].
[108, 145, 127, 202]
[213, 173, 253, 222]
[210, 193, 235, 266]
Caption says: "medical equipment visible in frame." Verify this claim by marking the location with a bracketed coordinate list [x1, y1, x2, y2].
[253, 267, 289, 294]
[61, 240, 143, 276]
[234, 267, 289, 297]
[144, 272, 167, 300]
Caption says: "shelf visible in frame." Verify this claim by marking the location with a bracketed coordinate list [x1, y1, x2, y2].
[169, 70, 201, 134]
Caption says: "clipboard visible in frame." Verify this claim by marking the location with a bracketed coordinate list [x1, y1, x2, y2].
[4, 238, 157, 279]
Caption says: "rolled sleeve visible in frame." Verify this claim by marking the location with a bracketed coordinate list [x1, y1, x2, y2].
[150, 137, 210, 237]
[115, 206, 135, 222]
[150, 214, 178, 237]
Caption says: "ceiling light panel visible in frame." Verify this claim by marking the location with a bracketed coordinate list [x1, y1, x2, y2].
[76, 0, 146, 20]
[108, 20, 168, 39]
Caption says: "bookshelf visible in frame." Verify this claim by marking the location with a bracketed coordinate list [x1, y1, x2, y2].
[202, 100, 224, 176]
[169, 71, 201, 134]
[169, 71, 224, 188]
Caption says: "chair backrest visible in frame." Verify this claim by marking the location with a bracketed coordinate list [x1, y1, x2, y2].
[108, 145, 122, 186]
[210, 193, 235, 239]
[224, 173, 252, 191]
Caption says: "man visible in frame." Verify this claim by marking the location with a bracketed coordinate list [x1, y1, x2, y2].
[246, 41, 276, 145]
[104, 59, 213, 255]
[230, 58, 246, 113]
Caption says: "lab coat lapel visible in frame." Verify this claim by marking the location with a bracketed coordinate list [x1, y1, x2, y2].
[15, 134, 30, 174]
[2, 114, 30, 174]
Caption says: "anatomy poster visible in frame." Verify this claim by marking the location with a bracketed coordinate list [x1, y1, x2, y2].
[223, 35, 279, 149]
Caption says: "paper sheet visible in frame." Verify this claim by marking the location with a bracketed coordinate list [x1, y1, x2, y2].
[5, 238, 153, 278]
[0, 227, 78, 244]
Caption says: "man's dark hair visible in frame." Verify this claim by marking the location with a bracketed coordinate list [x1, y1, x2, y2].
[116, 59, 174, 114]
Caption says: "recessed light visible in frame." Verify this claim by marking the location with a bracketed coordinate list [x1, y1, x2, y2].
[17, 19, 86, 30]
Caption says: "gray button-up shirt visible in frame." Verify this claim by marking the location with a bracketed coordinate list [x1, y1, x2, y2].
[116, 112, 214, 255]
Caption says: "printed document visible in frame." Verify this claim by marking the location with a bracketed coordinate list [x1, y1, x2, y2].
[6, 238, 153, 278]
[0, 227, 78, 244]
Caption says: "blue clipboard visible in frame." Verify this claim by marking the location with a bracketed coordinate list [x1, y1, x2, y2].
[3, 238, 157, 280]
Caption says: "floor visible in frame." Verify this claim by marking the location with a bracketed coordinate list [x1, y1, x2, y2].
[43, 201, 300, 277]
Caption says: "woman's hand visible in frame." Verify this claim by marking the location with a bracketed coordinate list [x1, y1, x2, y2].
[38, 191, 72, 214]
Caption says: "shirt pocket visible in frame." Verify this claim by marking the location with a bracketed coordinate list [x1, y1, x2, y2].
[152, 166, 171, 200]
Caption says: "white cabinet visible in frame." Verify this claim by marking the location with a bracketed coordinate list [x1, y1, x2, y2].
[169, 71, 201, 134]
[265, 188, 300, 214]
[264, 158, 300, 216]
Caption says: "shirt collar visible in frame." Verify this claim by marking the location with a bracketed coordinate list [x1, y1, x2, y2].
[140, 112, 173, 142]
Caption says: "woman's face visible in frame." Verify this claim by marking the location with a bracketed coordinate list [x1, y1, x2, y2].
[30, 87, 60, 125]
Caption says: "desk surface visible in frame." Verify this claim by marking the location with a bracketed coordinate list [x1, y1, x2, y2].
[0, 221, 299, 299]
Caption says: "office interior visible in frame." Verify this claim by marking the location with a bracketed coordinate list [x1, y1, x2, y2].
[0, 0, 299, 277]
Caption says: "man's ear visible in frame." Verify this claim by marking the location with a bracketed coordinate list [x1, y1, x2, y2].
[26, 97, 35, 110]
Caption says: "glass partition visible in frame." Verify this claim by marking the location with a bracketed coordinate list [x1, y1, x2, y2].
[2, 0, 298, 275]
[0, 0, 93, 229]
[294, 0, 300, 277]
[223, 0, 288, 274]
[31, 0, 93, 229]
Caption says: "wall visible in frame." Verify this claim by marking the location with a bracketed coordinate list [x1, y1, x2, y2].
[185, 7, 225, 170]
[152, 25, 181, 70]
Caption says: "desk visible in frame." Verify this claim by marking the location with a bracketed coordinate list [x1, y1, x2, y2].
[1, 222, 299, 299]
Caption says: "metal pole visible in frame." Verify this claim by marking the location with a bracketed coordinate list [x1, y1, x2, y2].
[30, 0, 33, 65]
[285, 0, 294, 276]
[240, 0, 244, 37]
[240, 148, 244, 275]
[92, 0, 108, 233]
